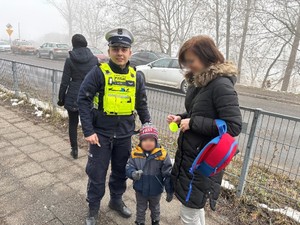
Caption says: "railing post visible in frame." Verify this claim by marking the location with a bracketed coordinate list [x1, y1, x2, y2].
[51, 70, 57, 112]
[12, 61, 19, 97]
[236, 108, 262, 197]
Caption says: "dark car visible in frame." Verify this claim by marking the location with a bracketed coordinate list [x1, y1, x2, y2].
[130, 50, 170, 67]
[36, 42, 70, 60]
[89, 46, 109, 63]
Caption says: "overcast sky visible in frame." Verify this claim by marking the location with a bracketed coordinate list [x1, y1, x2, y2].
[0, 0, 66, 41]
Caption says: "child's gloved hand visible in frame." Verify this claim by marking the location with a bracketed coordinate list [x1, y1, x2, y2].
[132, 170, 143, 181]
[166, 193, 173, 202]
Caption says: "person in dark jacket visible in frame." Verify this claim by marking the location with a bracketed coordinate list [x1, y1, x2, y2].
[57, 34, 98, 159]
[77, 28, 151, 225]
[167, 35, 242, 225]
[126, 125, 173, 225]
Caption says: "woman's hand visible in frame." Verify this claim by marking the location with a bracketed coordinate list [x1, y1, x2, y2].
[180, 119, 190, 132]
[167, 114, 182, 124]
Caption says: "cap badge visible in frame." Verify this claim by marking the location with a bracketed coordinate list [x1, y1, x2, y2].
[117, 29, 123, 35]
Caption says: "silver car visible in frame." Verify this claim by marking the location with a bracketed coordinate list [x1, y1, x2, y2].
[37, 42, 70, 60]
[0, 41, 11, 52]
[136, 58, 188, 93]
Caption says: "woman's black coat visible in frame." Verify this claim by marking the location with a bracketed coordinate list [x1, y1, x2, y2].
[58, 47, 98, 111]
[171, 62, 242, 209]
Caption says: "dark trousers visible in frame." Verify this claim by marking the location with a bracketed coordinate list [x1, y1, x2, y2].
[86, 134, 131, 210]
[135, 192, 161, 223]
[67, 110, 79, 148]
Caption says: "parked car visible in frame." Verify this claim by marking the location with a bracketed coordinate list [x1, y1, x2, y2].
[0, 41, 11, 52]
[36, 42, 70, 60]
[11, 40, 36, 54]
[89, 46, 109, 62]
[130, 50, 170, 67]
[136, 58, 188, 93]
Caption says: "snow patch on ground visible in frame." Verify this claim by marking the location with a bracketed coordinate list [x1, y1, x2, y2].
[259, 203, 300, 223]
[221, 180, 235, 190]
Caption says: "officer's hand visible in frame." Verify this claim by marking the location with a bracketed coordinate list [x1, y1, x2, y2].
[85, 134, 100, 146]
[166, 192, 173, 202]
[132, 170, 143, 181]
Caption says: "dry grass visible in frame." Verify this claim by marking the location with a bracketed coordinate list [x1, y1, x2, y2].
[221, 158, 300, 224]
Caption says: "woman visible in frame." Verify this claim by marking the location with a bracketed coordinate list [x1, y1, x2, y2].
[167, 35, 242, 225]
[58, 34, 98, 159]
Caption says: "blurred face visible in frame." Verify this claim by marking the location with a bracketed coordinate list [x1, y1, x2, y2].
[184, 50, 205, 74]
[108, 46, 132, 68]
[141, 138, 156, 152]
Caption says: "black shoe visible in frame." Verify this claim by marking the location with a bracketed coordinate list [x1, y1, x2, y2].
[70, 146, 78, 159]
[152, 220, 160, 225]
[135, 222, 145, 225]
[109, 200, 132, 218]
[86, 209, 98, 225]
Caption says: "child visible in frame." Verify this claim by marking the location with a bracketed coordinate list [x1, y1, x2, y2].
[126, 125, 174, 225]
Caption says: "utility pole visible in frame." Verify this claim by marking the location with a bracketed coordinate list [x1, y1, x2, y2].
[226, 0, 231, 60]
[18, 22, 21, 40]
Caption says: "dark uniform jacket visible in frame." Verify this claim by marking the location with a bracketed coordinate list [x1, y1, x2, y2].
[126, 145, 173, 197]
[78, 60, 151, 138]
[171, 62, 242, 209]
[58, 47, 98, 111]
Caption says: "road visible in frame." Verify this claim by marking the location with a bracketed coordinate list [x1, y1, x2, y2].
[0, 52, 64, 71]
[1, 51, 300, 117]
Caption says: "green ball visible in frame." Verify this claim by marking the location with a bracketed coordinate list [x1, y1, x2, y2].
[169, 122, 179, 132]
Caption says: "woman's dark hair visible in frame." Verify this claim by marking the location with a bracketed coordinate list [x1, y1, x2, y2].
[178, 35, 225, 68]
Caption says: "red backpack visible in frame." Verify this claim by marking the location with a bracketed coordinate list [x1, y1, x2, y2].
[186, 119, 238, 202]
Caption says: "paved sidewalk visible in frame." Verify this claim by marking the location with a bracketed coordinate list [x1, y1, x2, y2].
[0, 104, 228, 225]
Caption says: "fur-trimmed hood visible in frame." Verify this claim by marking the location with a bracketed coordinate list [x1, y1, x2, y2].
[185, 61, 238, 87]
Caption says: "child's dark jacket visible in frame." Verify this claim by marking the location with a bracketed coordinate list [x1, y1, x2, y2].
[126, 145, 173, 197]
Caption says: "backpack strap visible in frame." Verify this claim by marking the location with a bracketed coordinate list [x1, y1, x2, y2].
[186, 119, 228, 202]
[215, 119, 227, 136]
[186, 174, 195, 202]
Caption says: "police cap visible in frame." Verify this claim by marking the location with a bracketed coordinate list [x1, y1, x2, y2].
[105, 28, 134, 48]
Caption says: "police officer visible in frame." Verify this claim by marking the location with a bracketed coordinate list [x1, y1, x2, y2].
[78, 28, 151, 225]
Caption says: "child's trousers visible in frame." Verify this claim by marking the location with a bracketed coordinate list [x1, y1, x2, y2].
[135, 191, 161, 223]
[180, 204, 205, 225]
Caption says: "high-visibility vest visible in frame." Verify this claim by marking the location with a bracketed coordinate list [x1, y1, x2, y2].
[93, 63, 136, 116]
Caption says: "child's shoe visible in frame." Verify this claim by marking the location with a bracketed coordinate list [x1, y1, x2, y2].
[135, 222, 145, 225]
[152, 220, 160, 225]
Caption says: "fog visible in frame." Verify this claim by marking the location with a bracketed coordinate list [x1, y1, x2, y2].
[0, 0, 299, 93]
[0, 0, 65, 41]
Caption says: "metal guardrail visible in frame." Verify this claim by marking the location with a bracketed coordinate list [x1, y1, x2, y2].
[0, 58, 299, 221]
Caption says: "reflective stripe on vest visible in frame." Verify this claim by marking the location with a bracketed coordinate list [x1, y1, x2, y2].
[93, 63, 136, 116]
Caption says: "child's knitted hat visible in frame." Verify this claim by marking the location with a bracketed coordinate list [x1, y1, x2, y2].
[139, 125, 158, 141]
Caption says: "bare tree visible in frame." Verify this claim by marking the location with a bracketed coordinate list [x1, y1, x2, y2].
[47, 0, 78, 39]
[215, 0, 220, 47]
[281, 12, 300, 91]
[76, 0, 108, 47]
[225, 0, 232, 60]
[116, 0, 201, 55]
[261, 38, 291, 88]
[237, 0, 252, 83]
